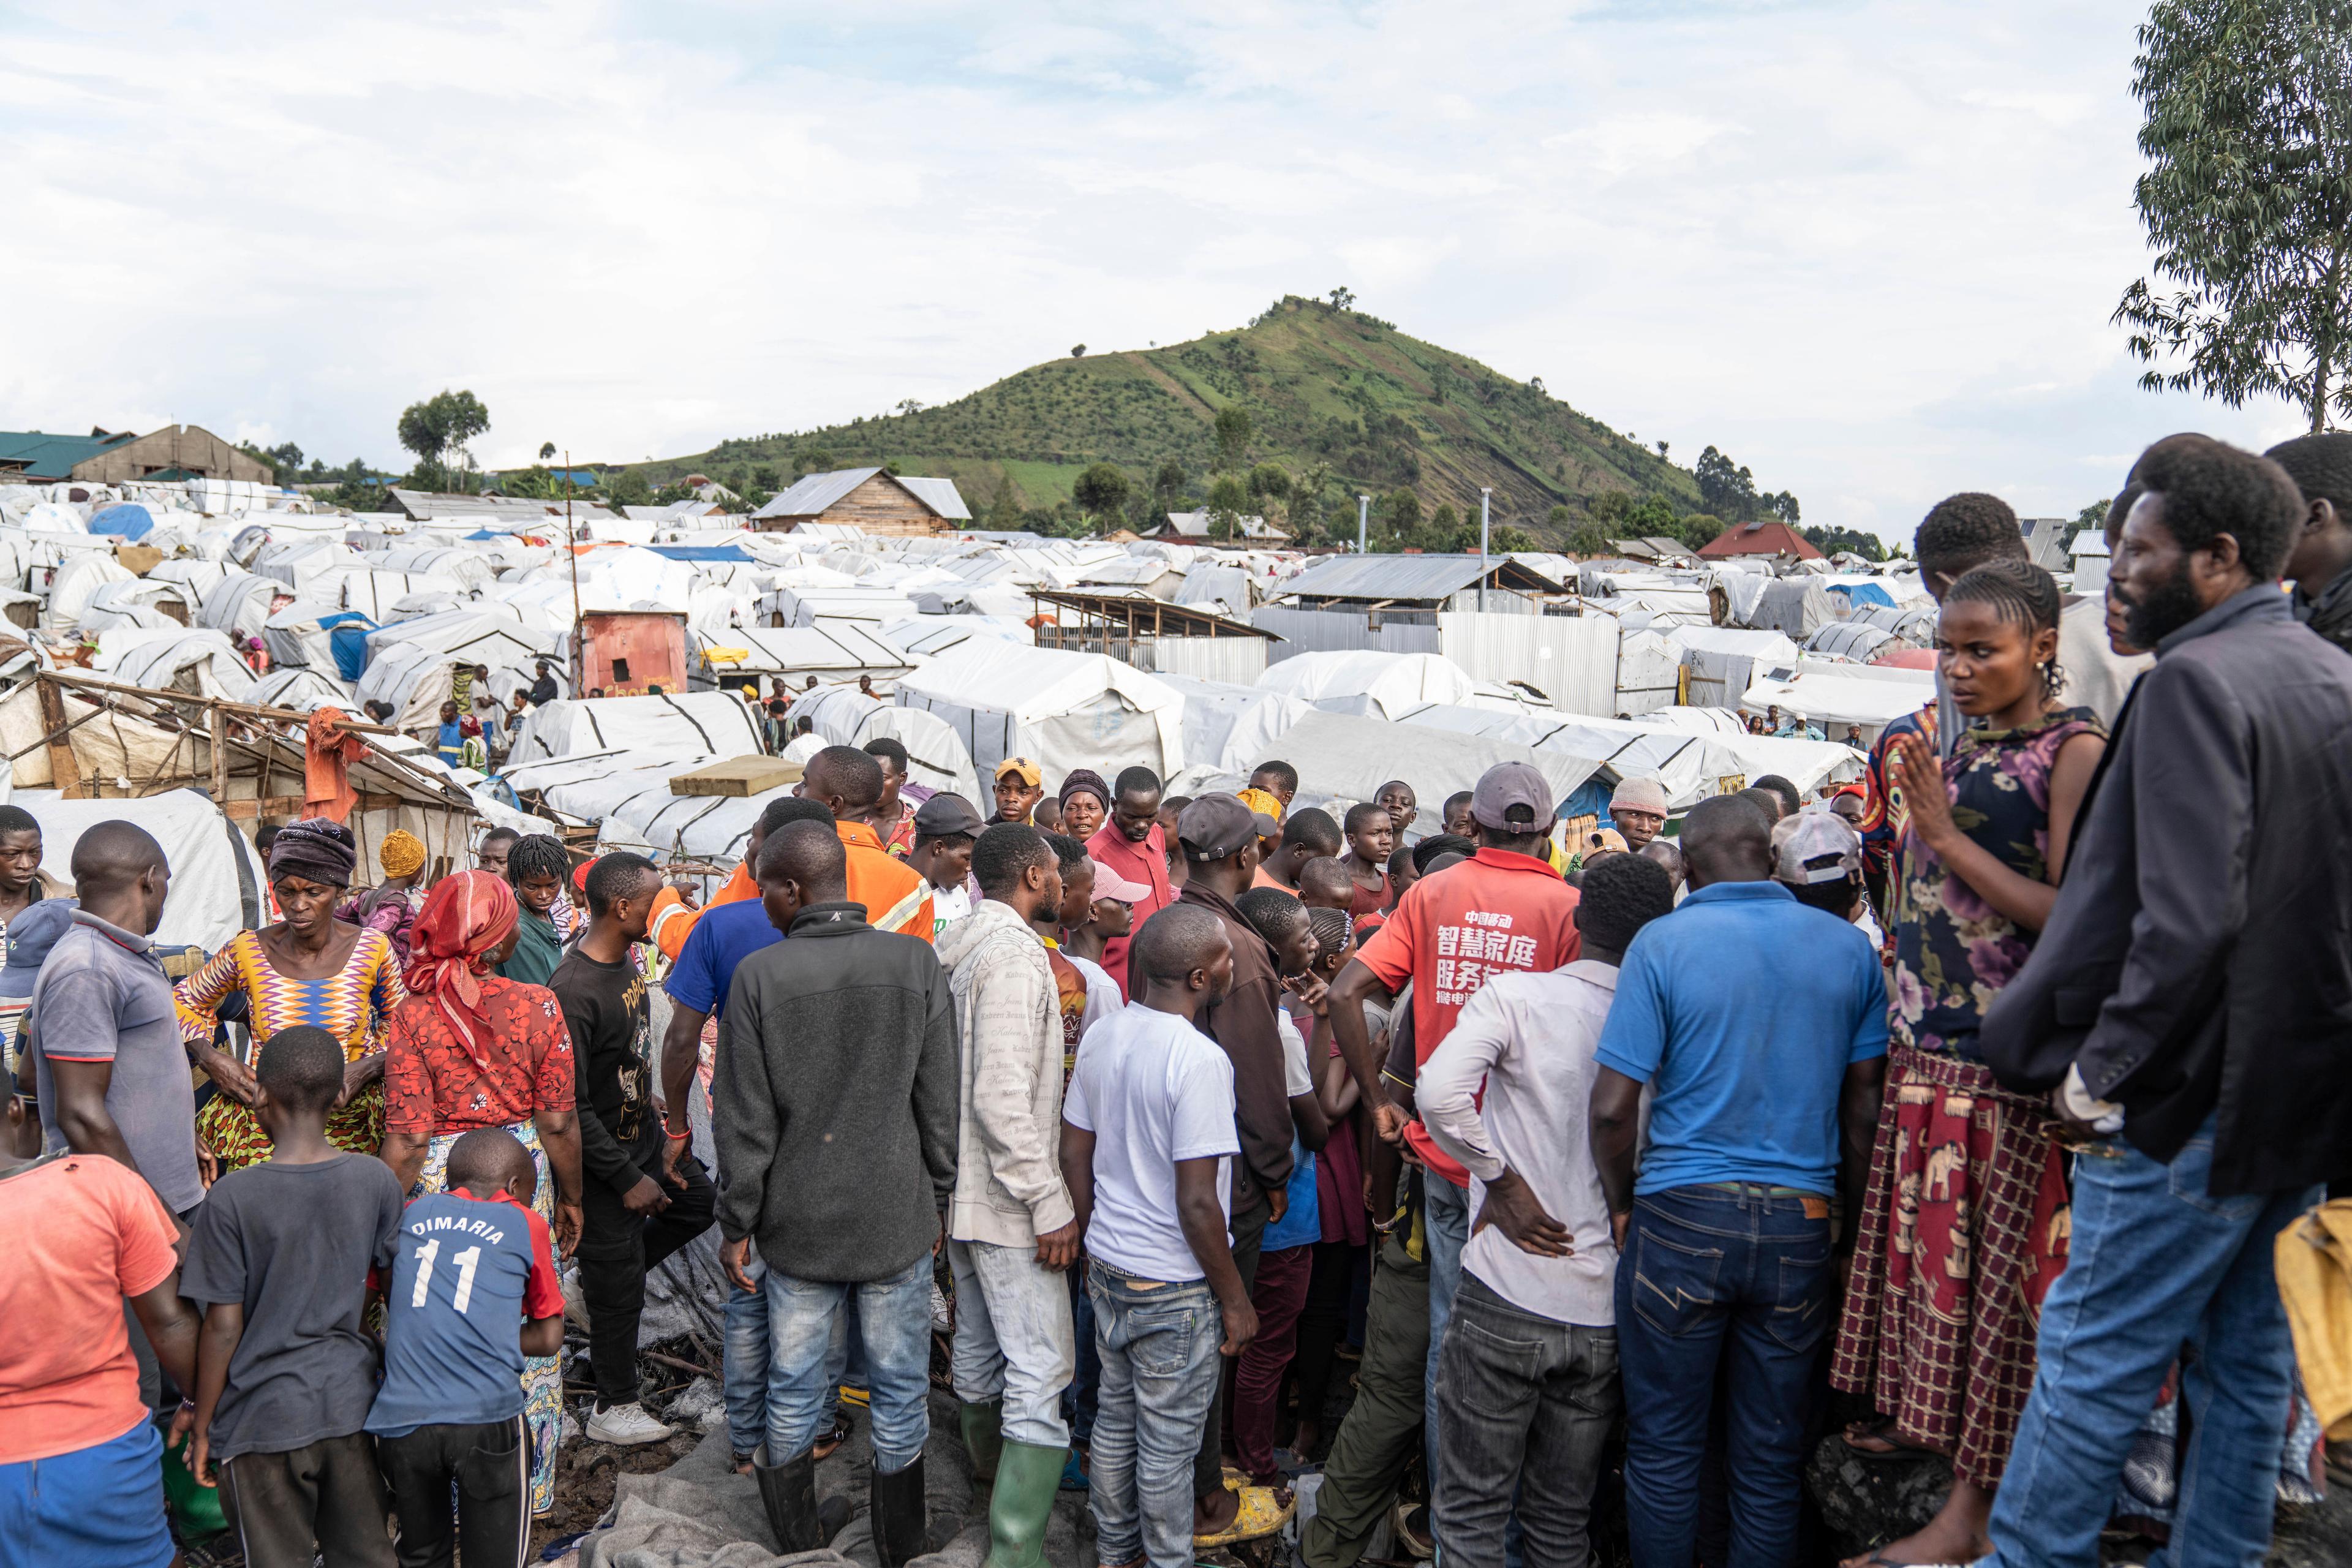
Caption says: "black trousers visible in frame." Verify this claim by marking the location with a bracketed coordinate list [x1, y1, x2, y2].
[376, 1416, 532, 1568]
[218, 1431, 396, 1568]
[578, 1153, 718, 1405]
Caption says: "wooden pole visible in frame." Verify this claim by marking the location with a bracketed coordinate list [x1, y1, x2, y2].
[36, 676, 82, 799]
[208, 704, 227, 803]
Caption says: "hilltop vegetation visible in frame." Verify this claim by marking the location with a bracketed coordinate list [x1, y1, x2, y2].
[639, 295, 1742, 549]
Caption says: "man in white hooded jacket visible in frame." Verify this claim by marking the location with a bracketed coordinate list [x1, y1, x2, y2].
[935, 822, 1087, 1568]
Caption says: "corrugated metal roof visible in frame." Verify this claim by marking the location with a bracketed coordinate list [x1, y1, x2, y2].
[1161, 509, 1287, 541]
[751, 467, 970, 521]
[1272, 552, 1568, 604]
[0, 428, 137, 479]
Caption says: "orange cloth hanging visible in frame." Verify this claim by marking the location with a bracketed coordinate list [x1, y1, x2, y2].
[305, 706, 369, 823]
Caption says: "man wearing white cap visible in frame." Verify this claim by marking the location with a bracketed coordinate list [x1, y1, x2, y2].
[1607, 777, 1670, 853]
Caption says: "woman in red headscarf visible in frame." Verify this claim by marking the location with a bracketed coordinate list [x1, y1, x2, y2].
[377, 868, 585, 1519]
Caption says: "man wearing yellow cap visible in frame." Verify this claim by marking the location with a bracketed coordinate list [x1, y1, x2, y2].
[993, 758, 1044, 826]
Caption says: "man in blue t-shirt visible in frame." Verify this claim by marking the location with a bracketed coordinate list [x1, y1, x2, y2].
[1586, 793, 1887, 1568]
[369, 1128, 565, 1567]
[657, 797, 832, 1470]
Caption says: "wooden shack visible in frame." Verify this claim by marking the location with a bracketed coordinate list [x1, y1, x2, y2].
[748, 468, 970, 536]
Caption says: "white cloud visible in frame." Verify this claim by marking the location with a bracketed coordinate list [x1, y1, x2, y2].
[0, 0, 2309, 540]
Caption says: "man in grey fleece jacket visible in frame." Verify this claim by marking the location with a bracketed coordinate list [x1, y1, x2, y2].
[714, 821, 959, 1566]
[935, 823, 1087, 1568]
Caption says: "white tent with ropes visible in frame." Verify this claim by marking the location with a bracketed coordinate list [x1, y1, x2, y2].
[788, 684, 981, 802]
[893, 639, 1185, 783]
[504, 690, 765, 766]
[357, 608, 562, 731]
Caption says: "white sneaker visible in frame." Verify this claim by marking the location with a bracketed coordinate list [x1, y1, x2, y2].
[586, 1401, 674, 1446]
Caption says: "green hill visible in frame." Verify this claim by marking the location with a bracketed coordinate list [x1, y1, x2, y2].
[646, 295, 1703, 543]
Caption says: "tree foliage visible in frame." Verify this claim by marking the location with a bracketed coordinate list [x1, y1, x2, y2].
[1072, 462, 1131, 527]
[1205, 472, 1250, 543]
[2117, 0, 2352, 431]
[1212, 404, 1253, 469]
[395, 389, 491, 490]
[1694, 445, 1759, 519]
[1800, 525, 1886, 561]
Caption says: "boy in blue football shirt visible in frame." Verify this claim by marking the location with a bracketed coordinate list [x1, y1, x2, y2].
[369, 1126, 567, 1568]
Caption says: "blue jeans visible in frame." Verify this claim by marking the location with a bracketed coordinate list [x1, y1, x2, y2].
[1976, 1117, 2318, 1568]
[724, 1261, 772, 1459]
[762, 1253, 933, 1474]
[1064, 1259, 1101, 1445]
[1615, 1185, 1833, 1568]
[1087, 1262, 1224, 1568]
[1423, 1171, 1469, 1486]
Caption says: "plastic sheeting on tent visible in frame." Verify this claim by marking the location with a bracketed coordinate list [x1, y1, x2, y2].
[198, 573, 289, 642]
[1254, 650, 1480, 722]
[1741, 579, 1840, 639]
[894, 639, 1185, 784]
[693, 625, 914, 685]
[1741, 665, 1932, 742]
[1804, 621, 1899, 662]
[88, 502, 154, 540]
[319, 568, 468, 622]
[1615, 628, 1684, 717]
[246, 666, 355, 711]
[503, 750, 769, 868]
[1153, 674, 1314, 778]
[789, 685, 981, 804]
[1823, 581, 1897, 609]
[358, 608, 560, 732]
[878, 615, 1031, 658]
[78, 578, 190, 631]
[15, 790, 265, 949]
[764, 586, 924, 627]
[97, 629, 258, 701]
[505, 691, 766, 766]
[1229, 709, 1600, 839]
[45, 552, 134, 629]
[1667, 625, 1802, 709]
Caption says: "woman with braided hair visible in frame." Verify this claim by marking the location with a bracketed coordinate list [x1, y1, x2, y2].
[178, 818, 409, 1170]
[1829, 558, 2106, 1568]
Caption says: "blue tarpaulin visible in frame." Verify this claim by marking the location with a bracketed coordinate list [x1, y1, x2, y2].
[88, 502, 155, 540]
[1824, 582, 1896, 609]
[648, 545, 752, 562]
[323, 611, 377, 680]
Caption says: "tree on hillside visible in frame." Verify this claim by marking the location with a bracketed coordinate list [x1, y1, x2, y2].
[539, 442, 557, 461]
[1213, 405, 1253, 470]
[1329, 287, 1355, 310]
[1695, 446, 1759, 520]
[1206, 473, 1250, 544]
[1153, 459, 1188, 503]
[2117, 0, 2352, 431]
[1072, 463, 1132, 532]
[605, 469, 652, 507]
[1679, 513, 1725, 549]
[396, 389, 491, 492]
[1070, 345, 1087, 359]
[1801, 525, 1885, 561]
[1763, 490, 1801, 524]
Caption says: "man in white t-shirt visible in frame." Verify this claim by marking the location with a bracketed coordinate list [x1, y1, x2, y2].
[1060, 904, 1257, 1568]
[910, 794, 983, 938]
[1416, 854, 1678, 1568]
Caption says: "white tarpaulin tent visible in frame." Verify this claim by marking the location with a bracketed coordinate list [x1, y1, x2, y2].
[1668, 625, 1802, 709]
[358, 608, 562, 731]
[503, 750, 772, 869]
[246, 666, 355, 710]
[1741, 664, 1932, 742]
[895, 640, 1185, 783]
[1385, 704, 1754, 809]
[506, 691, 765, 766]
[1254, 650, 1480, 721]
[694, 625, 914, 687]
[15, 788, 266, 949]
[97, 629, 257, 701]
[1154, 674, 1314, 778]
[46, 552, 134, 628]
[789, 685, 981, 802]
[878, 616, 1031, 658]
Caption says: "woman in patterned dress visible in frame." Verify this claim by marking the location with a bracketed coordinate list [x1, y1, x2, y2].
[176, 818, 408, 1170]
[379, 868, 584, 1518]
[1830, 560, 2107, 1568]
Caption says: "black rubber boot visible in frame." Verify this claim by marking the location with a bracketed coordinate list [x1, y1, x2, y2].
[870, 1453, 948, 1568]
[755, 1446, 852, 1552]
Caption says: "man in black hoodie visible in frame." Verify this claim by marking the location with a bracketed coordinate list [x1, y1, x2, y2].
[714, 821, 959, 1564]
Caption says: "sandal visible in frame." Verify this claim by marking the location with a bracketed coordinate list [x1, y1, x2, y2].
[1193, 1484, 1294, 1547]
[1841, 1416, 1938, 1463]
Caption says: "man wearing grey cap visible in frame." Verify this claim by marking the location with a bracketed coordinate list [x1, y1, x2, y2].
[911, 793, 987, 936]
[1327, 761, 1584, 1499]
[1606, 777, 1670, 853]
[1170, 792, 1295, 1539]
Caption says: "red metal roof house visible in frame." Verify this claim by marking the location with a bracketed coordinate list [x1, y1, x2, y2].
[1695, 519, 1822, 562]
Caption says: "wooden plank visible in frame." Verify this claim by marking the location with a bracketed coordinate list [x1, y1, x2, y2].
[36, 676, 81, 799]
[208, 706, 226, 802]
[671, 755, 803, 798]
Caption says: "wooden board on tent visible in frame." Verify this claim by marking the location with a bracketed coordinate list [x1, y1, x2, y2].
[670, 755, 802, 797]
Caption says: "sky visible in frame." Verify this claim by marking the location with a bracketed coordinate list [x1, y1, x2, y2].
[0, 0, 2312, 541]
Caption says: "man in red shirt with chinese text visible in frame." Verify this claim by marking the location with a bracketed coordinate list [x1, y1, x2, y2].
[1326, 761, 1580, 1487]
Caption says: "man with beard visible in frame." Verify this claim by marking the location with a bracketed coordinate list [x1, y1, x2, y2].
[1973, 434, 2352, 1568]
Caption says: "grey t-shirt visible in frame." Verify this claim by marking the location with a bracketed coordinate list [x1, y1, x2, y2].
[179, 1155, 406, 1461]
[32, 914, 203, 1213]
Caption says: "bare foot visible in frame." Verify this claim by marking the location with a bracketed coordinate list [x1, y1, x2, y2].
[1842, 1477, 1994, 1568]
[1193, 1487, 1240, 1535]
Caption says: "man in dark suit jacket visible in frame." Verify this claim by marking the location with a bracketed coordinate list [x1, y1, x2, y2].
[1976, 433, 2352, 1568]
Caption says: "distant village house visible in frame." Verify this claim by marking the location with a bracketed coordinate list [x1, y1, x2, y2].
[0, 424, 273, 486]
[1152, 508, 1289, 546]
[1694, 518, 1822, 564]
[750, 467, 970, 535]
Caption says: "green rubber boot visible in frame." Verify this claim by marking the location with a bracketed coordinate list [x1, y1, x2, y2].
[986, 1438, 1068, 1568]
[959, 1399, 1005, 1491]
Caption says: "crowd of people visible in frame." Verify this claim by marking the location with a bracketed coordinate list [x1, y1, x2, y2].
[3, 428, 2351, 1568]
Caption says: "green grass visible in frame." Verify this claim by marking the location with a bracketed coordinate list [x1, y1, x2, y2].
[650, 296, 1701, 537]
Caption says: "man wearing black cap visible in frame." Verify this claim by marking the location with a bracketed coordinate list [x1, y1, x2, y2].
[1172, 792, 1295, 1542]
[910, 794, 986, 937]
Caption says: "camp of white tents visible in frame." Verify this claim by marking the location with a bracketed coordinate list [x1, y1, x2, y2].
[0, 472, 1949, 870]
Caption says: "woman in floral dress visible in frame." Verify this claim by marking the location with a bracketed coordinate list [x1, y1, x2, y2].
[1830, 560, 2106, 1567]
